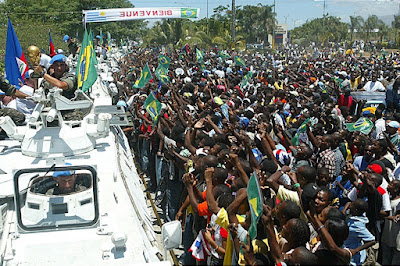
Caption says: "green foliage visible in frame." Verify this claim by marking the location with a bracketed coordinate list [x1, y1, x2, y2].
[0, 0, 147, 54]
[142, 3, 274, 50]
[291, 16, 348, 44]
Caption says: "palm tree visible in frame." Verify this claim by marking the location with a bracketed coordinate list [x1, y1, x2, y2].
[392, 15, 400, 46]
[364, 15, 379, 41]
[377, 21, 389, 43]
[349, 16, 363, 42]
[256, 4, 275, 44]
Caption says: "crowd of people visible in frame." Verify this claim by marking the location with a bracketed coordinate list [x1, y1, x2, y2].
[116, 43, 400, 265]
[3, 37, 400, 265]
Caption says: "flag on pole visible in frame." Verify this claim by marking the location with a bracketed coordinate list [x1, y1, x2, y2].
[5, 18, 28, 88]
[235, 55, 246, 67]
[158, 54, 171, 69]
[49, 29, 56, 57]
[247, 172, 263, 241]
[107, 31, 111, 44]
[144, 91, 162, 124]
[133, 63, 153, 89]
[76, 29, 97, 92]
[345, 117, 374, 135]
[196, 48, 204, 62]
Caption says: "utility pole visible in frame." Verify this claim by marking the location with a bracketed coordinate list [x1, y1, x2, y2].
[207, 0, 209, 35]
[231, 0, 236, 49]
[322, 0, 326, 31]
[272, 0, 276, 49]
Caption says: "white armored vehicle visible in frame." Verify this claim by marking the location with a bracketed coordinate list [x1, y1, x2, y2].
[0, 65, 180, 265]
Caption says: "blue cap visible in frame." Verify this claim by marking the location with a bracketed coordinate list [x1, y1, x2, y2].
[63, 35, 70, 42]
[50, 54, 67, 65]
[53, 163, 75, 178]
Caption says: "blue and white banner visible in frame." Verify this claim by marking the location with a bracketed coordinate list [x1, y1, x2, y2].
[83, 7, 200, 23]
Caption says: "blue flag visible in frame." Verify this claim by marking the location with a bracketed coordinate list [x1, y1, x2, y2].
[5, 19, 28, 89]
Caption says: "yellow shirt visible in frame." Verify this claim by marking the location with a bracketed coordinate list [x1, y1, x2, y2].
[277, 185, 308, 222]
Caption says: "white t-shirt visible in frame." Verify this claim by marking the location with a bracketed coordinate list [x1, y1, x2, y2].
[363, 81, 385, 92]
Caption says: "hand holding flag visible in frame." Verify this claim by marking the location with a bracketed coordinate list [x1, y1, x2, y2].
[133, 63, 153, 89]
[144, 92, 162, 124]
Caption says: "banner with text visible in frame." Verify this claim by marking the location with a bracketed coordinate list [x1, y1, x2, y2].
[83, 7, 200, 23]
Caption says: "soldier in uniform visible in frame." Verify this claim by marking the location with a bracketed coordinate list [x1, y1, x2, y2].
[63, 35, 81, 57]
[46, 169, 87, 196]
[34, 54, 77, 100]
[0, 76, 28, 127]
[0, 76, 29, 98]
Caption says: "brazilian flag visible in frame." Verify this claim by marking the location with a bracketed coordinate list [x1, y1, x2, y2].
[235, 55, 246, 67]
[76, 29, 97, 92]
[158, 54, 171, 69]
[196, 48, 204, 63]
[158, 74, 170, 84]
[200, 61, 206, 72]
[155, 64, 168, 77]
[218, 51, 230, 59]
[155, 65, 170, 84]
[181, 8, 198, 19]
[247, 172, 263, 241]
[179, 52, 185, 60]
[291, 118, 311, 146]
[346, 117, 374, 135]
[241, 71, 252, 88]
[133, 63, 153, 89]
[144, 92, 162, 124]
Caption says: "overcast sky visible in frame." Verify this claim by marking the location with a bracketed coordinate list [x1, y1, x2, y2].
[130, 0, 400, 29]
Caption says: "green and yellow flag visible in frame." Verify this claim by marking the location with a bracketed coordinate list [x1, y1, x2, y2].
[196, 48, 204, 63]
[247, 172, 263, 240]
[241, 71, 252, 88]
[291, 118, 311, 146]
[158, 54, 171, 69]
[181, 8, 198, 18]
[76, 29, 97, 92]
[218, 50, 230, 59]
[155, 64, 168, 77]
[345, 117, 374, 135]
[155, 65, 170, 84]
[133, 63, 153, 89]
[144, 92, 162, 124]
[235, 55, 246, 67]
[200, 61, 206, 72]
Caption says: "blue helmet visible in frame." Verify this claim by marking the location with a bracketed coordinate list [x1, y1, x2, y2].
[53, 163, 75, 178]
[63, 35, 70, 43]
[50, 54, 67, 65]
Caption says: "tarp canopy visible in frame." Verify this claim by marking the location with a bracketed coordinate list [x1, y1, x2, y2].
[83, 7, 200, 23]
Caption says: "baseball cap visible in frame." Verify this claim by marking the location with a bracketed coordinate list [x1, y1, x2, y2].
[50, 54, 67, 64]
[63, 35, 70, 43]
